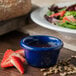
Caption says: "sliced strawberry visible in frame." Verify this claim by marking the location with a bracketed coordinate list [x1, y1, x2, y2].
[1, 60, 13, 68]
[15, 49, 24, 57]
[1, 49, 25, 68]
[1, 49, 14, 63]
[11, 53, 25, 62]
[11, 56, 24, 74]
[1, 49, 14, 68]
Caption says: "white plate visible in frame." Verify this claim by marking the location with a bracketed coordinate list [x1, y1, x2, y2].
[31, 2, 76, 34]
[31, 2, 76, 51]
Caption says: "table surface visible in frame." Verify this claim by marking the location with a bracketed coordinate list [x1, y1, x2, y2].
[32, 0, 75, 7]
[0, 0, 76, 76]
[0, 30, 76, 76]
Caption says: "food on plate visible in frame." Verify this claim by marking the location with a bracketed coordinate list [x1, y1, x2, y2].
[1, 49, 25, 74]
[45, 3, 76, 29]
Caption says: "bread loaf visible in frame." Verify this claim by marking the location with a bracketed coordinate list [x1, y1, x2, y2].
[0, 0, 32, 21]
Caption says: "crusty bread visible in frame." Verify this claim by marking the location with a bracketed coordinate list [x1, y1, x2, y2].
[0, 0, 32, 21]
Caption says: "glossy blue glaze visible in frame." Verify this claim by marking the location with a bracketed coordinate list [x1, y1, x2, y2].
[20, 35, 63, 68]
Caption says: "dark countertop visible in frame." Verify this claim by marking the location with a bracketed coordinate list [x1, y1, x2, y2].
[0, 31, 76, 76]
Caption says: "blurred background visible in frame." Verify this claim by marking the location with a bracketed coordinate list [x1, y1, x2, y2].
[32, 0, 74, 7]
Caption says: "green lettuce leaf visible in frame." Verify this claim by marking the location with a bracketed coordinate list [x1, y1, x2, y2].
[46, 10, 54, 16]
[65, 11, 76, 17]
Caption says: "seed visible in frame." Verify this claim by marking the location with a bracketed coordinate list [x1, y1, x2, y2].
[40, 68, 46, 72]
[47, 71, 53, 74]
[43, 72, 48, 76]
[54, 69, 58, 74]
[67, 67, 72, 71]
[49, 69, 53, 72]
[49, 67, 53, 70]
[60, 72, 67, 76]
[67, 70, 76, 74]
[58, 66, 62, 72]
[52, 65, 58, 70]
[74, 67, 76, 71]
[64, 66, 68, 71]
[68, 64, 74, 67]
[72, 70, 76, 73]
[68, 64, 75, 70]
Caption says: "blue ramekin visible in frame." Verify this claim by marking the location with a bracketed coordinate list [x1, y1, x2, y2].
[20, 35, 63, 68]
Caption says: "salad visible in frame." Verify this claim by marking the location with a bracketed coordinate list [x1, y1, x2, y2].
[45, 4, 76, 29]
